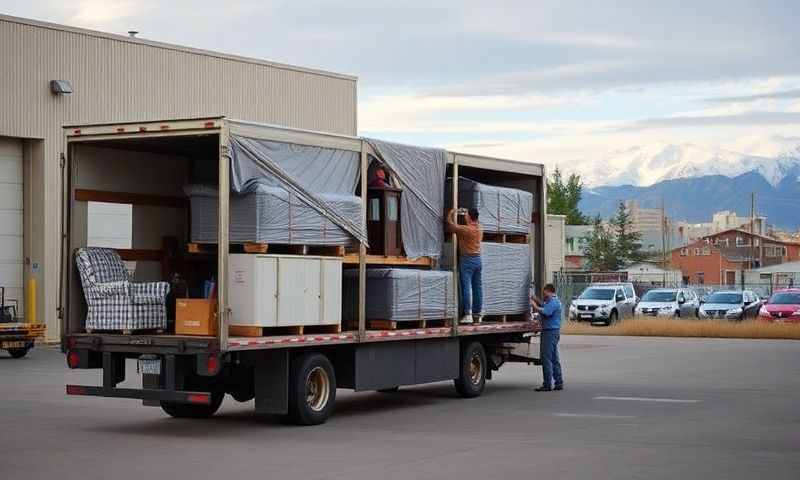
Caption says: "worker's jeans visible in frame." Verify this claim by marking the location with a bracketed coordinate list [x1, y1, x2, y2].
[540, 329, 563, 388]
[459, 255, 483, 315]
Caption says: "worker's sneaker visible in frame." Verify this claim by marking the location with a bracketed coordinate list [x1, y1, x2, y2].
[473, 314, 483, 324]
[554, 384, 564, 391]
[459, 315, 474, 324]
[534, 386, 552, 392]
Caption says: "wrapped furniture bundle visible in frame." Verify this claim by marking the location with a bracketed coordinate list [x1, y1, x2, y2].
[447, 177, 533, 235]
[185, 184, 361, 245]
[343, 268, 456, 322]
[441, 242, 531, 316]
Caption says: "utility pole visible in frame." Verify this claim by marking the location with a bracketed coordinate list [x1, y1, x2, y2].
[750, 192, 756, 271]
[661, 196, 667, 286]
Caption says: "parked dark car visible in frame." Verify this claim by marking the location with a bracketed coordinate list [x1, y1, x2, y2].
[698, 290, 761, 321]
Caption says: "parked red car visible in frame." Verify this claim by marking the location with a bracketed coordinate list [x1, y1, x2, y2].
[758, 288, 800, 323]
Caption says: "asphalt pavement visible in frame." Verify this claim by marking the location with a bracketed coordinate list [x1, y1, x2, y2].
[1, 335, 799, 480]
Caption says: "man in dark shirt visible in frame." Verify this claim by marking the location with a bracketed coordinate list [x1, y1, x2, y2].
[531, 284, 563, 392]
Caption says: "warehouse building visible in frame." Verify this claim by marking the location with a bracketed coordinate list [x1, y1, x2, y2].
[0, 14, 358, 341]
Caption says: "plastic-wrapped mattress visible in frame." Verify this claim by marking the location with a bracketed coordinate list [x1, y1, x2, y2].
[343, 268, 456, 322]
[447, 177, 533, 235]
[185, 184, 360, 245]
[441, 242, 531, 316]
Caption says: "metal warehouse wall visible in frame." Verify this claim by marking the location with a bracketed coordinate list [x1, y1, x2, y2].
[0, 14, 358, 341]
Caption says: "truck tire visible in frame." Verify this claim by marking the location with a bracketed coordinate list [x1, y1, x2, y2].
[161, 391, 224, 419]
[288, 353, 336, 426]
[454, 341, 486, 398]
[7, 347, 29, 359]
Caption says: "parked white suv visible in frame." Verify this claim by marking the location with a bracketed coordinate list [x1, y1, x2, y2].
[634, 288, 699, 318]
[569, 285, 634, 325]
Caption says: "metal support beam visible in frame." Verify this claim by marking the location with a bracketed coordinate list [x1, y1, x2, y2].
[358, 141, 368, 341]
[450, 154, 459, 336]
[218, 126, 231, 349]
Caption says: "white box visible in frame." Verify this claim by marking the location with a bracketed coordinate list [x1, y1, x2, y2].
[228, 254, 342, 327]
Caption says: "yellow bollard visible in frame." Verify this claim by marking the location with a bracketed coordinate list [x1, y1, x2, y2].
[26, 277, 36, 325]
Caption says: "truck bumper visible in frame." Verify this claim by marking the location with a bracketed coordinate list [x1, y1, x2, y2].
[66, 385, 212, 405]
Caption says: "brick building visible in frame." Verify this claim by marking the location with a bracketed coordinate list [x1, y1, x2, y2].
[671, 229, 800, 285]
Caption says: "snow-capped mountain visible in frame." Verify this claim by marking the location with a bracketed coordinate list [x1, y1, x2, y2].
[575, 142, 800, 187]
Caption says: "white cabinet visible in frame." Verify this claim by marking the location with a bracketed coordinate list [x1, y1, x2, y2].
[228, 254, 341, 328]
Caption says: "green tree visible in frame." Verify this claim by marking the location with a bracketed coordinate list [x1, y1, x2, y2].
[547, 167, 588, 225]
[584, 215, 616, 271]
[609, 201, 646, 268]
[583, 203, 647, 271]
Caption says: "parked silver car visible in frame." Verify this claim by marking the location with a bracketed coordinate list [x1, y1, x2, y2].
[569, 285, 634, 325]
[635, 288, 700, 318]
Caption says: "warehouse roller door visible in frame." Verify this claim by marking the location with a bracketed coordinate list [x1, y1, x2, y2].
[0, 137, 23, 319]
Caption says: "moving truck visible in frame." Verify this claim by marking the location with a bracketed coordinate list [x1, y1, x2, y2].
[60, 118, 546, 425]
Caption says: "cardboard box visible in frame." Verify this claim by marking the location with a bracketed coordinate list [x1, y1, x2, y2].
[175, 299, 218, 336]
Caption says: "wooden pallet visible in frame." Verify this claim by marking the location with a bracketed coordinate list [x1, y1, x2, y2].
[367, 318, 453, 330]
[229, 323, 342, 337]
[188, 242, 345, 257]
[342, 254, 433, 267]
[85, 328, 165, 335]
[482, 232, 529, 244]
[480, 313, 528, 324]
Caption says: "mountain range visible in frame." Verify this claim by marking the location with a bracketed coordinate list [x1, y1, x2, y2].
[574, 142, 800, 229]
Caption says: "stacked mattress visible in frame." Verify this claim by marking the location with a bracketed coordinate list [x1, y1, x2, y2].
[441, 242, 531, 316]
[185, 184, 361, 245]
[343, 268, 456, 322]
[447, 177, 533, 234]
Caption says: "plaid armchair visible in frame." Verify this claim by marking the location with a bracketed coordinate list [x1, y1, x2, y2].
[75, 247, 169, 331]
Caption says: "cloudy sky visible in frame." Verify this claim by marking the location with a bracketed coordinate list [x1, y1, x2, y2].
[5, 1, 800, 183]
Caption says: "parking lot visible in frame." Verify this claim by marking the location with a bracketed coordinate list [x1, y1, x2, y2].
[1, 335, 799, 480]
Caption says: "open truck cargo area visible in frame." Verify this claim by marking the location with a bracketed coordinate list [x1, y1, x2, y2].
[60, 117, 545, 424]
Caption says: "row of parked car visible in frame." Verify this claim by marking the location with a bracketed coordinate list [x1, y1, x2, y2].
[567, 283, 800, 325]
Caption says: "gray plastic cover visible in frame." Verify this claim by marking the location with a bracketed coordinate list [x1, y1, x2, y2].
[441, 242, 531, 316]
[228, 133, 367, 244]
[448, 177, 533, 234]
[367, 139, 447, 259]
[343, 268, 456, 322]
[185, 184, 360, 245]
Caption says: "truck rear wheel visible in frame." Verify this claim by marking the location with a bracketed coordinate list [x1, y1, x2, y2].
[160, 391, 224, 419]
[289, 352, 336, 426]
[7, 347, 29, 359]
[454, 341, 486, 398]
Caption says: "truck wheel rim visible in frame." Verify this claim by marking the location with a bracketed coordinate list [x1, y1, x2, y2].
[469, 353, 483, 385]
[305, 367, 330, 412]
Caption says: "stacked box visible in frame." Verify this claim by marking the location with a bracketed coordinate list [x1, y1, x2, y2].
[343, 268, 456, 322]
[185, 184, 360, 245]
[447, 177, 533, 235]
[441, 242, 531, 316]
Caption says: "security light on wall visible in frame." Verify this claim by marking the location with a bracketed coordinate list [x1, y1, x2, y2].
[50, 80, 73, 95]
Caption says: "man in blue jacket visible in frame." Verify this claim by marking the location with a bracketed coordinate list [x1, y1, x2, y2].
[531, 284, 563, 392]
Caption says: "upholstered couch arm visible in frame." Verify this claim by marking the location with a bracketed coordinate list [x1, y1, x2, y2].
[130, 282, 170, 305]
[84, 281, 129, 300]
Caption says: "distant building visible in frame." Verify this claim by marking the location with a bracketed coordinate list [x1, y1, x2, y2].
[742, 261, 800, 292]
[676, 210, 768, 246]
[670, 228, 800, 285]
[623, 200, 665, 233]
[676, 221, 715, 245]
[621, 262, 683, 285]
[564, 225, 593, 271]
[545, 214, 566, 283]
[712, 210, 766, 235]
